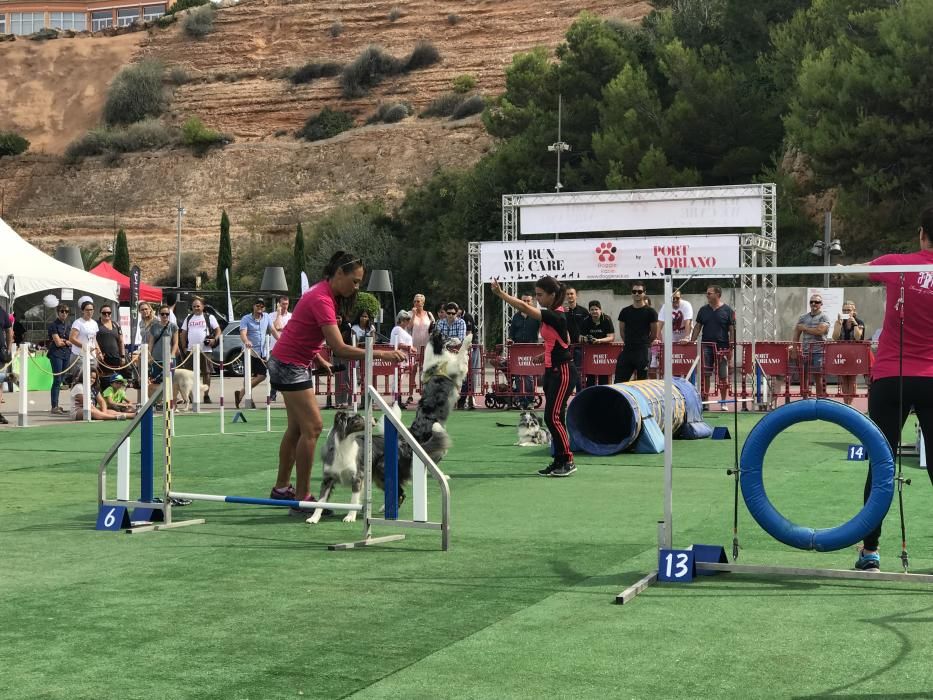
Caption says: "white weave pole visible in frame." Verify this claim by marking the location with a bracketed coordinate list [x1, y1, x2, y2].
[192, 344, 202, 414]
[162, 334, 175, 437]
[351, 335, 359, 413]
[264, 335, 271, 432]
[117, 437, 131, 501]
[219, 333, 225, 434]
[82, 345, 92, 423]
[140, 344, 149, 406]
[17, 344, 28, 427]
[244, 347, 253, 408]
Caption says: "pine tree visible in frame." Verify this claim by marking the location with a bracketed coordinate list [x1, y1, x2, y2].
[215, 209, 232, 288]
[291, 222, 306, 294]
[112, 229, 130, 275]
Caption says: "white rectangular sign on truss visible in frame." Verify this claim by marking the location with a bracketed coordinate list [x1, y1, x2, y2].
[480, 235, 741, 283]
[519, 192, 764, 235]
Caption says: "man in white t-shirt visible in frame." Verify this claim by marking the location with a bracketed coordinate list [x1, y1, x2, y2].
[658, 291, 694, 342]
[180, 296, 220, 403]
[267, 296, 292, 401]
[69, 299, 101, 369]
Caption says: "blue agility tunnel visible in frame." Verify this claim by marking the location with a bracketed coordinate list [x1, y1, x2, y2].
[567, 379, 712, 455]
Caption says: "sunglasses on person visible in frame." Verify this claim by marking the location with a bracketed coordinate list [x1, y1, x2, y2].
[160, 312, 170, 317]
[810, 300, 822, 305]
[101, 310, 112, 315]
[57, 309, 69, 314]
[446, 311, 457, 316]
[632, 289, 645, 295]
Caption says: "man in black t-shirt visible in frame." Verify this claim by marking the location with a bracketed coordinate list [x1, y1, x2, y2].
[579, 300, 615, 387]
[615, 282, 659, 382]
[564, 288, 590, 393]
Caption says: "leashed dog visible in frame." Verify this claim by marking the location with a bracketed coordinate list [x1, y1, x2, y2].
[171, 368, 210, 411]
[306, 330, 471, 524]
[515, 410, 551, 447]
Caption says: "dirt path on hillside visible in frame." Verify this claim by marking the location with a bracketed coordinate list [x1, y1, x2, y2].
[0, 33, 142, 154]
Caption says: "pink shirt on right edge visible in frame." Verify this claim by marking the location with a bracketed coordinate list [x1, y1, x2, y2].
[869, 249, 933, 380]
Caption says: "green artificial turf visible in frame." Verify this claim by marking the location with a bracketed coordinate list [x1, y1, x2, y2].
[2, 409, 933, 699]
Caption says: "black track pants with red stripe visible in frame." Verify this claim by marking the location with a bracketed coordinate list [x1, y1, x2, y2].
[543, 363, 576, 464]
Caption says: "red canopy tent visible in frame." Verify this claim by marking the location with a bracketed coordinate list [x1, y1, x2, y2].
[90, 262, 162, 303]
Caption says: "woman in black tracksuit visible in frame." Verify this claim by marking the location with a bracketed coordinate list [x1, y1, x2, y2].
[491, 275, 577, 477]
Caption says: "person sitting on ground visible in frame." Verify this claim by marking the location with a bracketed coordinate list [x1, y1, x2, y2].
[101, 374, 136, 415]
[71, 369, 126, 421]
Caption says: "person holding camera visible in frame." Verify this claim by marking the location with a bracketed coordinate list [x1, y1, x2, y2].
[579, 300, 615, 387]
[831, 300, 866, 405]
[180, 296, 221, 403]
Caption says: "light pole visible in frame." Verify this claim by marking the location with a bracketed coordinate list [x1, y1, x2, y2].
[175, 200, 186, 288]
[810, 211, 843, 287]
[547, 94, 571, 193]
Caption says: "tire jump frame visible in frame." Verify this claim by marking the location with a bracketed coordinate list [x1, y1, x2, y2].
[97, 336, 451, 550]
[617, 263, 933, 603]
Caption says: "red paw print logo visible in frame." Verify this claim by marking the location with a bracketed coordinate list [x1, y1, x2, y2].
[595, 242, 617, 262]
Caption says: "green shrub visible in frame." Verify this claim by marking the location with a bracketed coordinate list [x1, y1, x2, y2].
[181, 116, 228, 152]
[29, 27, 59, 41]
[366, 102, 411, 124]
[452, 74, 476, 94]
[404, 41, 440, 71]
[0, 132, 29, 157]
[329, 20, 343, 37]
[103, 60, 166, 126]
[451, 94, 484, 120]
[165, 0, 208, 15]
[340, 45, 402, 98]
[297, 107, 354, 141]
[419, 92, 466, 118]
[447, 13, 460, 25]
[168, 66, 190, 85]
[288, 61, 342, 85]
[183, 4, 215, 38]
[64, 119, 176, 162]
[388, 6, 402, 22]
[156, 13, 178, 27]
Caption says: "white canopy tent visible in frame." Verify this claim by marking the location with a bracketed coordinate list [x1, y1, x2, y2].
[0, 217, 119, 306]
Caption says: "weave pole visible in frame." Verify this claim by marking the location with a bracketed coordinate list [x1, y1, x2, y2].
[218, 333, 225, 434]
[17, 343, 28, 427]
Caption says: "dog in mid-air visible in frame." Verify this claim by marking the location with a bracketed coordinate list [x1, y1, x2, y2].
[515, 410, 551, 447]
[306, 330, 471, 524]
[171, 368, 210, 411]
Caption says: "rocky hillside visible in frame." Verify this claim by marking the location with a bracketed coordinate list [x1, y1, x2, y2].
[0, 0, 651, 280]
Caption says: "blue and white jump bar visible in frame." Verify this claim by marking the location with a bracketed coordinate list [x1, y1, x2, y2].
[167, 492, 363, 512]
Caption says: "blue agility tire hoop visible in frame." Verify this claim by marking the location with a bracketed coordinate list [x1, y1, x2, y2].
[740, 399, 894, 552]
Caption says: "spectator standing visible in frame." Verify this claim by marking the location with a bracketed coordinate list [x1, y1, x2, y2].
[691, 286, 736, 410]
[135, 302, 156, 348]
[235, 298, 279, 409]
[457, 306, 479, 409]
[564, 287, 589, 394]
[616, 282, 659, 382]
[658, 291, 694, 342]
[509, 292, 541, 406]
[351, 310, 375, 343]
[96, 303, 125, 390]
[47, 305, 72, 415]
[269, 296, 292, 350]
[390, 310, 414, 406]
[794, 293, 831, 397]
[579, 300, 615, 387]
[435, 302, 467, 346]
[147, 304, 179, 396]
[69, 300, 101, 372]
[408, 293, 434, 403]
[0, 305, 12, 365]
[832, 299, 866, 405]
[180, 296, 221, 402]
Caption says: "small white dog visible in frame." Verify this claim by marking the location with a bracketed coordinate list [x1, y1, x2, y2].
[172, 368, 209, 411]
[516, 410, 551, 447]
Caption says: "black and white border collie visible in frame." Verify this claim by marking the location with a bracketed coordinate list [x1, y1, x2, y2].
[306, 330, 471, 524]
[516, 411, 551, 447]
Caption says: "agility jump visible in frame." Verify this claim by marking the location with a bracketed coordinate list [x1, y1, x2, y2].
[97, 336, 451, 550]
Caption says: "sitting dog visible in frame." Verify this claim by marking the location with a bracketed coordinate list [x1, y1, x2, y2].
[171, 368, 210, 411]
[307, 330, 470, 524]
[516, 410, 551, 447]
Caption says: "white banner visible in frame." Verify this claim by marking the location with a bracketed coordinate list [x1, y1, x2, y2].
[481, 235, 741, 283]
[520, 196, 763, 235]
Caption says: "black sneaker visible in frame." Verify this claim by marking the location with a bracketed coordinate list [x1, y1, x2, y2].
[549, 462, 577, 478]
[537, 461, 558, 476]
